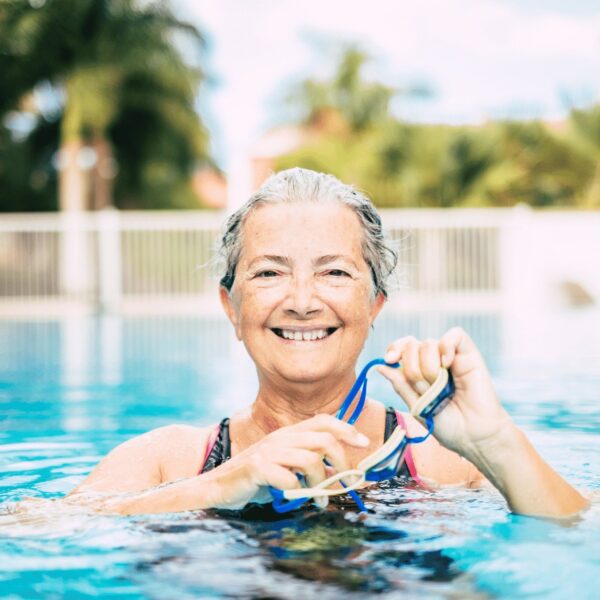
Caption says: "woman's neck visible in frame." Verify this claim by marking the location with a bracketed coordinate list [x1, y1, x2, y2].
[250, 372, 357, 434]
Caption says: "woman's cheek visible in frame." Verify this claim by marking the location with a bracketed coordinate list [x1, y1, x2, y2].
[320, 283, 372, 314]
[241, 283, 286, 311]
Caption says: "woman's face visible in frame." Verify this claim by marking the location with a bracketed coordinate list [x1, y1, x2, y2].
[220, 202, 385, 385]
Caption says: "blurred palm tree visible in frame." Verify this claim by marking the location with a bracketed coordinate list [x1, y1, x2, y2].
[277, 41, 600, 208]
[569, 106, 600, 207]
[491, 121, 594, 207]
[0, 0, 210, 211]
[286, 44, 396, 133]
[438, 130, 499, 207]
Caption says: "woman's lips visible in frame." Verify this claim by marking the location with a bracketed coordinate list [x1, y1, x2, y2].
[271, 327, 339, 342]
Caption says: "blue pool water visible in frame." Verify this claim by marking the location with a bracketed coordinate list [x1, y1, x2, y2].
[1, 309, 599, 599]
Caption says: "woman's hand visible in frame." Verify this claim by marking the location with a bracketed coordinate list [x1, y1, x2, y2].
[378, 327, 588, 518]
[61, 417, 369, 516]
[205, 414, 370, 510]
[378, 326, 511, 458]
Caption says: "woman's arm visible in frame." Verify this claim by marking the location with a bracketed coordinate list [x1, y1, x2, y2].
[68, 424, 211, 495]
[72, 465, 231, 515]
[67, 415, 370, 515]
[459, 418, 587, 517]
[379, 327, 588, 518]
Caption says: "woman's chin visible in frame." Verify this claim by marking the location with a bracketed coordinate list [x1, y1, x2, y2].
[273, 359, 344, 386]
[284, 372, 329, 384]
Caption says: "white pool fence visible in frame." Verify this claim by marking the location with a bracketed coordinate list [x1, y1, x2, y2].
[1, 206, 599, 316]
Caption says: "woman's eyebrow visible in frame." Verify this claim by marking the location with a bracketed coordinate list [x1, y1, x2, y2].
[247, 254, 359, 269]
[247, 255, 291, 269]
[313, 255, 359, 269]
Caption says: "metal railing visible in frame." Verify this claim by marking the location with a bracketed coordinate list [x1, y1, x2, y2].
[3, 206, 597, 315]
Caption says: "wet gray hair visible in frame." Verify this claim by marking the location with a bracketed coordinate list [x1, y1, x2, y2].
[218, 168, 397, 297]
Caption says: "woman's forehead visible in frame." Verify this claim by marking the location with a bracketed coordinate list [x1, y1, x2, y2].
[241, 202, 364, 259]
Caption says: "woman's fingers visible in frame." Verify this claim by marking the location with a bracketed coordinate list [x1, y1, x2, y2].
[439, 327, 475, 365]
[400, 338, 427, 393]
[273, 448, 328, 488]
[377, 365, 420, 411]
[439, 327, 487, 378]
[224, 414, 372, 509]
[419, 339, 442, 383]
[271, 450, 330, 508]
[260, 463, 303, 491]
[386, 328, 477, 379]
[261, 436, 349, 509]
[292, 414, 370, 448]
[385, 336, 416, 366]
[384, 336, 443, 397]
[277, 431, 351, 474]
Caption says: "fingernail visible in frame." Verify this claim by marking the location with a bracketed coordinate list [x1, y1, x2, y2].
[356, 433, 370, 446]
[384, 351, 394, 363]
[415, 381, 429, 396]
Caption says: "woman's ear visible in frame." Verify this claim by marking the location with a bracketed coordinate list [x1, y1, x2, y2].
[219, 286, 242, 340]
[369, 291, 386, 326]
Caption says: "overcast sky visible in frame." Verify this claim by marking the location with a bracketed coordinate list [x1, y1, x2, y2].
[177, 0, 600, 170]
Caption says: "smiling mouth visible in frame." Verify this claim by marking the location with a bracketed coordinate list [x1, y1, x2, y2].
[271, 327, 339, 341]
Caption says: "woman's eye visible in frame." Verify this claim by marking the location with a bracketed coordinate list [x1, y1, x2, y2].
[327, 269, 351, 277]
[256, 270, 279, 278]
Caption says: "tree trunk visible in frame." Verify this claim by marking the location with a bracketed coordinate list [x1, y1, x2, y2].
[92, 134, 115, 210]
[58, 138, 90, 211]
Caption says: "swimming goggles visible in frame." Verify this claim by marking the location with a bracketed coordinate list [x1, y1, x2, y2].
[269, 358, 455, 513]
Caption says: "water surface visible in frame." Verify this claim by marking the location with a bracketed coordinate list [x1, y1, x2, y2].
[1, 309, 599, 598]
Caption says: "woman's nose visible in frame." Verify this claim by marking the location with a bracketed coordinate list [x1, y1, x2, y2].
[282, 275, 323, 318]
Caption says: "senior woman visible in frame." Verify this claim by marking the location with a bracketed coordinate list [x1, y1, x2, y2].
[69, 168, 587, 518]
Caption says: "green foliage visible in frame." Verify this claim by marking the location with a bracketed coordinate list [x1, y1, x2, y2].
[277, 46, 600, 208]
[0, 0, 211, 211]
[0, 117, 58, 211]
[286, 44, 394, 132]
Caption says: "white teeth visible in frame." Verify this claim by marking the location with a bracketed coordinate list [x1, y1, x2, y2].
[279, 328, 331, 341]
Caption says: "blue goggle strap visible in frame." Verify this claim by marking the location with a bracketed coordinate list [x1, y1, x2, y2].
[270, 359, 397, 513]
[336, 358, 400, 424]
[270, 359, 448, 514]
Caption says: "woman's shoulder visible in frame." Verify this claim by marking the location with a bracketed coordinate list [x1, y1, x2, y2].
[151, 423, 218, 481]
[119, 422, 214, 454]
[69, 423, 216, 496]
[148, 422, 213, 440]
